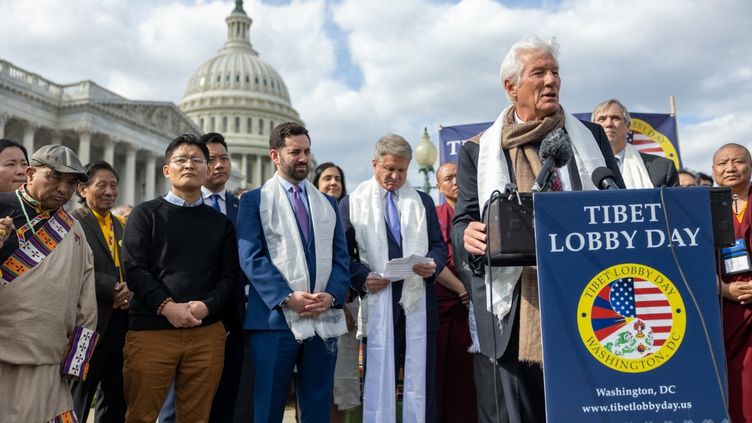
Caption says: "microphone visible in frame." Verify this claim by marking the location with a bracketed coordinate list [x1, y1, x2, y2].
[531, 128, 573, 192]
[591, 167, 620, 190]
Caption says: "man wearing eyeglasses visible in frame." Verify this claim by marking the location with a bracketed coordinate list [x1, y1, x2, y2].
[158, 132, 251, 423]
[122, 134, 240, 422]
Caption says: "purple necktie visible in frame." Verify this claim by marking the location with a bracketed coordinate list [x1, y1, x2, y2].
[386, 190, 401, 245]
[292, 184, 310, 242]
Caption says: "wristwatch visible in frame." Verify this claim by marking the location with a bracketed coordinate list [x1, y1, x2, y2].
[280, 293, 293, 307]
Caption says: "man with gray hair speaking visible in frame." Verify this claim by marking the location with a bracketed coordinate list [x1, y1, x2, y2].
[452, 35, 624, 422]
[341, 134, 447, 422]
[591, 98, 678, 188]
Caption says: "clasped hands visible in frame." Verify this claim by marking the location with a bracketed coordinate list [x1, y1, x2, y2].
[365, 261, 437, 294]
[163, 300, 209, 328]
[286, 292, 334, 318]
[723, 280, 752, 305]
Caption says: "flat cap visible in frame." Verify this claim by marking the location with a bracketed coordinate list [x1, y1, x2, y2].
[29, 145, 89, 182]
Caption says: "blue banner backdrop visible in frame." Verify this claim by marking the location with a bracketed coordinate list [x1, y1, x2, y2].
[439, 113, 680, 168]
[533, 187, 727, 422]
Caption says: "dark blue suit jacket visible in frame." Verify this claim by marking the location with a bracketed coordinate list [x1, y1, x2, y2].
[226, 192, 239, 224]
[340, 190, 447, 332]
[237, 188, 350, 331]
[222, 193, 245, 332]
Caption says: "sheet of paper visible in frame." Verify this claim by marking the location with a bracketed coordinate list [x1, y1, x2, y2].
[380, 254, 434, 281]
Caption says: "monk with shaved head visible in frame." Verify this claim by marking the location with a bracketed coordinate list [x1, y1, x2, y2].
[712, 142, 752, 423]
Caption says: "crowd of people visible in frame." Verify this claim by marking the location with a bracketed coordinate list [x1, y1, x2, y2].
[0, 34, 750, 423]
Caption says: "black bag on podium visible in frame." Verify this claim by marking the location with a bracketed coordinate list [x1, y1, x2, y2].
[482, 184, 536, 266]
[481, 185, 736, 269]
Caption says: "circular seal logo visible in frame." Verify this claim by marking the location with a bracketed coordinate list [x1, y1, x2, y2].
[577, 263, 686, 373]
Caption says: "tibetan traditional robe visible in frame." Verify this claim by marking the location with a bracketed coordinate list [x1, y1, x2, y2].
[0, 189, 98, 423]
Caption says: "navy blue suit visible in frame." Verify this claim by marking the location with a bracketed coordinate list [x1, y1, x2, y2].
[340, 190, 447, 423]
[237, 186, 350, 423]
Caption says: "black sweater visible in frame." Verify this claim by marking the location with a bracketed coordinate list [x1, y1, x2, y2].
[123, 197, 240, 330]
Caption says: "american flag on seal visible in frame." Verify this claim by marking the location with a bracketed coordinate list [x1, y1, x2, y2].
[590, 277, 672, 358]
[609, 277, 672, 348]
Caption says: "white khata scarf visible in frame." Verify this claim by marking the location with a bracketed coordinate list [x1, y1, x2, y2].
[620, 143, 654, 189]
[349, 177, 428, 423]
[477, 106, 606, 321]
[260, 173, 347, 341]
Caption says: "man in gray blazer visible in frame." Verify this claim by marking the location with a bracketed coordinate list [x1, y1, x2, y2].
[592, 99, 679, 188]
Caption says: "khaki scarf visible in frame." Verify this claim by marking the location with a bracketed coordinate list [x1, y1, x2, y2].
[501, 107, 564, 363]
[500, 107, 565, 192]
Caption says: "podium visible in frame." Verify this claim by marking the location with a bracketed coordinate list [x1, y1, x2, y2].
[529, 187, 729, 422]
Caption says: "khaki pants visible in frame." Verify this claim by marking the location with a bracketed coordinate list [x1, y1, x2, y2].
[123, 322, 225, 423]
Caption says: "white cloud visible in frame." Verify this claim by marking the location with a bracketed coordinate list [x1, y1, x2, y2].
[0, 0, 750, 184]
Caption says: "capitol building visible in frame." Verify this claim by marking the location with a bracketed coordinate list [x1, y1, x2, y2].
[180, 0, 302, 188]
[0, 0, 301, 205]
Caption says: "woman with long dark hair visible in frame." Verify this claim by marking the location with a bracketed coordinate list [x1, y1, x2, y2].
[0, 139, 28, 193]
[313, 162, 359, 423]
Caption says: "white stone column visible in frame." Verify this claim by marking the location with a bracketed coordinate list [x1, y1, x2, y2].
[50, 130, 63, 145]
[0, 112, 9, 139]
[76, 128, 92, 164]
[123, 144, 137, 206]
[103, 137, 115, 165]
[22, 121, 38, 154]
[254, 154, 263, 187]
[241, 154, 248, 187]
[145, 154, 157, 201]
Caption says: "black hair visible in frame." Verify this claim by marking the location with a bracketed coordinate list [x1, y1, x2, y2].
[77, 160, 120, 204]
[198, 132, 229, 152]
[696, 172, 713, 185]
[312, 162, 347, 199]
[269, 122, 310, 150]
[0, 138, 29, 163]
[164, 134, 210, 164]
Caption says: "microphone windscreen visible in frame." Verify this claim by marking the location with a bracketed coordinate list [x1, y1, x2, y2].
[591, 166, 615, 188]
[538, 128, 573, 168]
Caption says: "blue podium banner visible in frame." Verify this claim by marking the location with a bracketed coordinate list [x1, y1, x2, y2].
[534, 187, 728, 422]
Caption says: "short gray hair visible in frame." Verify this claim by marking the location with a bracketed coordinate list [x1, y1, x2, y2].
[500, 35, 560, 103]
[592, 99, 632, 126]
[373, 134, 412, 162]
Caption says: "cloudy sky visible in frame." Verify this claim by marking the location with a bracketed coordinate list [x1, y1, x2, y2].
[1, 0, 750, 186]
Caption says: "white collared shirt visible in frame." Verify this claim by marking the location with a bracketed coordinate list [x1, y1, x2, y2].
[201, 186, 227, 215]
[278, 176, 310, 216]
[163, 190, 204, 207]
[614, 148, 626, 172]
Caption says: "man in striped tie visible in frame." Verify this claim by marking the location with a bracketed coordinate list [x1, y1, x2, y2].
[340, 134, 447, 423]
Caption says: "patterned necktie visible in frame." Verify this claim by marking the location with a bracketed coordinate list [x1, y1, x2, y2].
[386, 190, 401, 245]
[549, 169, 563, 192]
[292, 185, 310, 242]
[210, 193, 221, 212]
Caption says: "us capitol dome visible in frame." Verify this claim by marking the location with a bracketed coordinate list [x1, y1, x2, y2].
[179, 0, 302, 188]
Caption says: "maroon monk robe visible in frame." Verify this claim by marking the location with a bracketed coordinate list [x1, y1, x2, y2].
[721, 187, 752, 423]
[435, 202, 478, 423]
